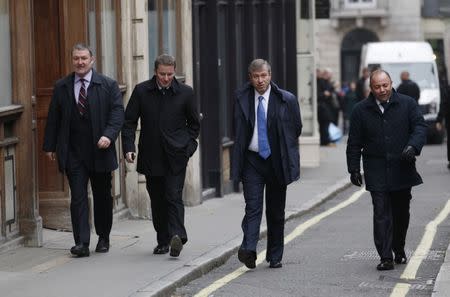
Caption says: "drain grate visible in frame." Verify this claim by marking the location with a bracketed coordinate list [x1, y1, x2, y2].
[341, 249, 445, 261]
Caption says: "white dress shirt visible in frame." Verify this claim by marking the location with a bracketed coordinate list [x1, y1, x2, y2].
[248, 85, 271, 152]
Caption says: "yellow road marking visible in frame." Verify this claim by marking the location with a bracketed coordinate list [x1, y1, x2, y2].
[29, 255, 72, 273]
[193, 187, 367, 297]
[390, 199, 450, 297]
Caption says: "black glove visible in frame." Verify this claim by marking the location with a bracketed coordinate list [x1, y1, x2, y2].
[350, 171, 363, 187]
[400, 145, 416, 163]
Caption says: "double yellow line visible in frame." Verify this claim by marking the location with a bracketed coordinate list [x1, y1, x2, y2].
[194, 187, 367, 297]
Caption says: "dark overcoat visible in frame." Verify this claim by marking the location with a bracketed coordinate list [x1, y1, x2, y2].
[121, 77, 200, 175]
[43, 70, 124, 173]
[231, 82, 302, 186]
[346, 89, 428, 192]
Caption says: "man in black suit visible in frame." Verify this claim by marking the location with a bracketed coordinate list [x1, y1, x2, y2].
[347, 69, 427, 271]
[43, 43, 124, 257]
[397, 71, 421, 102]
[122, 54, 200, 258]
[231, 59, 302, 269]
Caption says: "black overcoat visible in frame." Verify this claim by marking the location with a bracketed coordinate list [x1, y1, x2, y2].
[121, 77, 200, 175]
[43, 70, 124, 173]
[231, 82, 302, 186]
[346, 89, 427, 192]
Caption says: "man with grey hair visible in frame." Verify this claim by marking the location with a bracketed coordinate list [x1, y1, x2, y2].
[122, 54, 200, 258]
[43, 43, 124, 257]
[231, 59, 302, 269]
[347, 69, 427, 271]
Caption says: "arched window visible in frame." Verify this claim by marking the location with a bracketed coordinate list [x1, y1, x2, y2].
[341, 28, 378, 84]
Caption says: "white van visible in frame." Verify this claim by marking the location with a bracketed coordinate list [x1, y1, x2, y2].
[360, 41, 443, 143]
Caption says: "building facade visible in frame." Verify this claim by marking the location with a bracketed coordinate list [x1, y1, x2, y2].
[315, 0, 423, 85]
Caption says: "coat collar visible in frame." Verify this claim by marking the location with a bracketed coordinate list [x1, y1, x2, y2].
[144, 76, 181, 94]
[236, 81, 285, 123]
[366, 88, 400, 112]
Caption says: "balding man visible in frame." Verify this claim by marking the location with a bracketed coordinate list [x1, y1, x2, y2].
[397, 71, 420, 102]
[346, 69, 427, 271]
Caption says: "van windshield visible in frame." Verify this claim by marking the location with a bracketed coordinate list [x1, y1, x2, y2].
[368, 62, 438, 89]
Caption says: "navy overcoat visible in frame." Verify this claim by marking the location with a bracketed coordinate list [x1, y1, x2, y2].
[346, 89, 427, 192]
[43, 70, 124, 173]
[231, 82, 302, 186]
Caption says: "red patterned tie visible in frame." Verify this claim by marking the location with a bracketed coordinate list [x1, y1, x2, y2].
[77, 78, 88, 115]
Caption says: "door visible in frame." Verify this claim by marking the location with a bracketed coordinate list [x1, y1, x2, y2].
[35, 0, 87, 230]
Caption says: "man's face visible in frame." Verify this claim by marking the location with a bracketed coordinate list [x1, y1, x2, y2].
[249, 66, 271, 94]
[72, 49, 94, 77]
[155, 64, 175, 88]
[370, 72, 392, 102]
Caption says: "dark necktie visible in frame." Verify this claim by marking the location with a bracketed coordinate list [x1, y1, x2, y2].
[257, 96, 271, 159]
[77, 78, 88, 116]
[380, 101, 388, 111]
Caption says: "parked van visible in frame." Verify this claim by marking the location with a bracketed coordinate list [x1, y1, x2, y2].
[360, 41, 444, 143]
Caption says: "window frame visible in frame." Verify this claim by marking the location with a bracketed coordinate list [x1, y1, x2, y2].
[344, 0, 377, 9]
[148, 0, 184, 76]
[89, 0, 123, 84]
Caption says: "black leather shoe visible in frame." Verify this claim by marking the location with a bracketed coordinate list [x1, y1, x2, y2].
[269, 261, 282, 268]
[169, 235, 183, 257]
[153, 244, 169, 254]
[376, 260, 394, 271]
[238, 249, 256, 269]
[394, 255, 407, 264]
[95, 238, 110, 253]
[70, 244, 90, 257]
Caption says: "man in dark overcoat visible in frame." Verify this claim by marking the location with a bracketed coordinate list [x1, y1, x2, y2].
[397, 71, 421, 102]
[436, 80, 450, 169]
[231, 59, 302, 269]
[43, 43, 124, 257]
[346, 69, 427, 270]
[121, 54, 200, 258]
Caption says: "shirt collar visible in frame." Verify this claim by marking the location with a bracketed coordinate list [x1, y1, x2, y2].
[75, 70, 93, 84]
[255, 85, 271, 101]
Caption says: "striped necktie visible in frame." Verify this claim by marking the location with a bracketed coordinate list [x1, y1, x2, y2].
[77, 78, 88, 116]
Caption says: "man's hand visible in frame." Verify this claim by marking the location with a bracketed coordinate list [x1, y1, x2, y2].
[125, 152, 135, 163]
[97, 136, 111, 149]
[436, 122, 443, 131]
[45, 152, 56, 161]
[400, 145, 416, 163]
[350, 171, 363, 187]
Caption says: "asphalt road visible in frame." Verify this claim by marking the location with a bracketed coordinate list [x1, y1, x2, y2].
[175, 143, 450, 297]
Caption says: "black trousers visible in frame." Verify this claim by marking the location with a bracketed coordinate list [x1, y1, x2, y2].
[145, 168, 187, 246]
[370, 188, 412, 261]
[66, 155, 113, 246]
[241, 151, 287, 263]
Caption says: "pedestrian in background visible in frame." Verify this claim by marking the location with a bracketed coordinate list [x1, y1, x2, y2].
[317, 68, 334, 146]
[346, 69, 427, 271]
[231, 59, 302, 269]
[121, 54, 200, 258]
[343, 81, 358, 134]
[43, 43, 124, 257]
[356, 67, 370, 101]
[397, 71, 421, 102]
[436, 76, 450, 169]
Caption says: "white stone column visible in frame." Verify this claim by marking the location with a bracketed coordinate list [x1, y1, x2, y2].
[181, 0, 202, 206]
[121, 0, 151, 218]
[296, 0, 320, 167]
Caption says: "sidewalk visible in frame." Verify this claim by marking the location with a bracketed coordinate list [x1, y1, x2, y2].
[0, 142, 445, 297]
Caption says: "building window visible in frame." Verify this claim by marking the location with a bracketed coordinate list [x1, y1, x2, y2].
[148, 0, 182, 75]
[87, 0, 122, 82]
[345, 0, 376, 9]
[0, 0, 12, 107]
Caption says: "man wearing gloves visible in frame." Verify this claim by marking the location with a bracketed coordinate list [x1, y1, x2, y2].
[346, 69, 427, 271]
